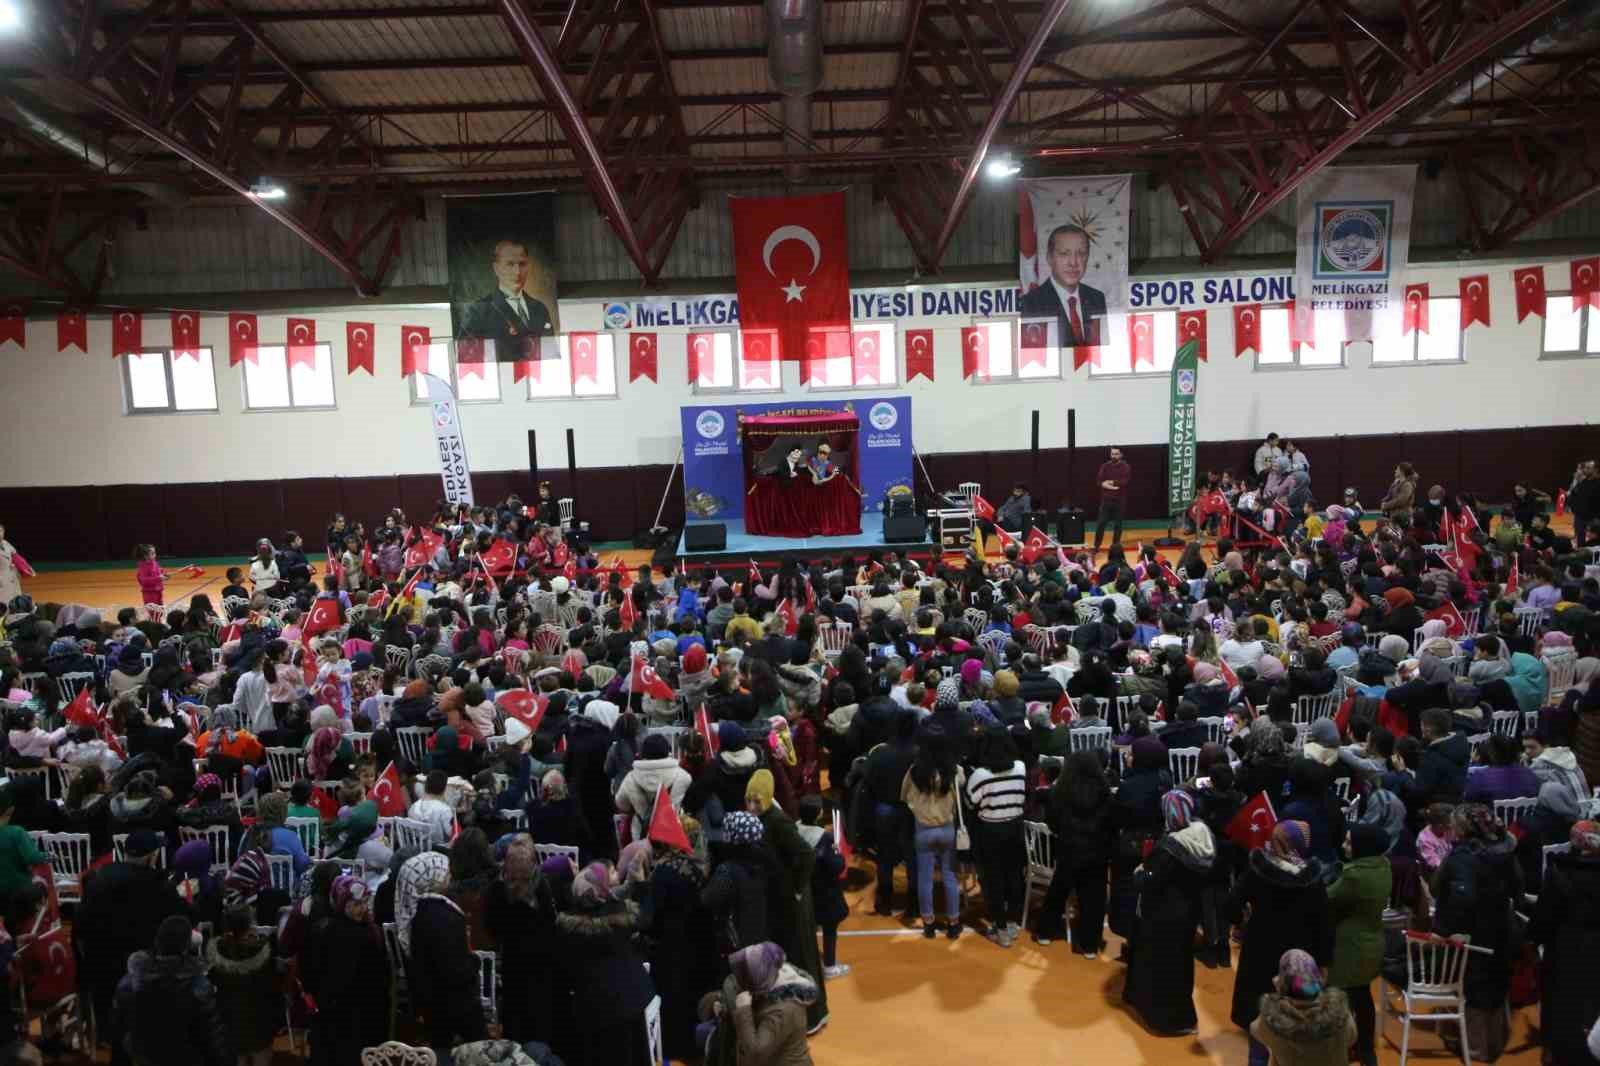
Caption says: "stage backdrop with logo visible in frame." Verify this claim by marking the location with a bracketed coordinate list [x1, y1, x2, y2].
[446, 192, 560, 361]
[680, 397, 912, 522]
[1295, 165, 1416, 342]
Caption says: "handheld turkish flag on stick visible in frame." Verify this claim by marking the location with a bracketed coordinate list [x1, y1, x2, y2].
[10, 552, 32, 579]
[619, 593, 639, 631]
[1505, 553, 1520, 597]
[1557, 488, 1568, 516]
[832, 808, 853, 878]
[695, 705, 719, 756]
[498, 689, 548, 733]
[1021, 527, 1055, 566]
[970, 495, 996, 522]
[1050, 691, 1076, 726]
[777, 597, 798, 636]
[1226, 791, 1278, 850]
[991, 525, 1017, 556]
[1217, 657, 1241, 693]
[309, 784, 340, 823]
[1424, 601, 1467, 638]
[631, 654, 676, 701]
[647, 785, 692, 851]
[730, 191, 851, 362]
[62, 688, 96, 730]
[372, 761, 409, 817]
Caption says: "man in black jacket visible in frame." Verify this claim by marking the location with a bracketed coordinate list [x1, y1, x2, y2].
[864, 711, 919, 918]
[1569, 459, 1600, 548]
[1014, 654, 1064, 706]
[1159, 700, 1210, 752]
[1411, 707, 1470, 805]
[113, 915, 229, 1066]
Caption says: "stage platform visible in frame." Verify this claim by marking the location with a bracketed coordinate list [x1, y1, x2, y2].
[677, 514, 942, 568]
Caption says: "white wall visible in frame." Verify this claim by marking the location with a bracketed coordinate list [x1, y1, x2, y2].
[0, 260, 1592, 487]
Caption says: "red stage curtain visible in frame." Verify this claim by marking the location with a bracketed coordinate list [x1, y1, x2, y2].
[742, 411, 862, 537]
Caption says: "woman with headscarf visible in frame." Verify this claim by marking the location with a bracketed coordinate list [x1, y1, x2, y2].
[324, 798, 379, 861]
[1431, 803, 1523, 1060]
[1326, 824, 1391, 1066]
[1280, 758, 1347, 867]
[1355, 787, 1407, 856]
[303, 723, 350, 784]
[746, 768, 828, 1032]
[300, 873, 389, 1066]
[702, 809, 784, 956]
[1107, 735, 1172, 945]
[646, 811, 719, 1060]
[402, 849, 488, 1052]
[1034, 749, 1113, 955]
[486, 834, 561, 1047]
[1229, 820, 1333, 1066]
[1235, 718, 1294, 808]
[555, 862, 656, 1066]
[707, 942, 819, 1066]
[1248, 949, 1357, 1066]
[1529, 820, 1600, 1066]
[1378, 587, 1424, 638]
[1182, 660, 1232, 717]
[424, 722, 479, 778]
[171, 838, 224, 928]
[1123, 790, 1216, 1036]
[564, 699, 622, 861]
[1505, 649, 1550, 715]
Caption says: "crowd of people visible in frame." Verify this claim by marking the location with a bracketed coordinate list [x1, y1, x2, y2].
[0, 461, 1596, 1065]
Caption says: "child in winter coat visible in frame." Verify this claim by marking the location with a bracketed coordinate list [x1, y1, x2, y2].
[798, 795, 850, 979]
[1248, 949, 1357, 1066]
[204, 905, 280, 1066]
[134, 544, 167, 606]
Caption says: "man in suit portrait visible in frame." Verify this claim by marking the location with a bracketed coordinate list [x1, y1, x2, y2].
[457, 239, 555, 358]
[1018, 223, 1106, 346]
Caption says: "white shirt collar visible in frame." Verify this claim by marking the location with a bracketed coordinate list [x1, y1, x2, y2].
[1048, 276, 1081, 309]
[498, 286, 527, 308]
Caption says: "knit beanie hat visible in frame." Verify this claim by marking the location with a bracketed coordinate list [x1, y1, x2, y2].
[718, 721, 748, 752]
[724, 810, 764, 846]
[154, 915, 194, 957]
[682, 644, 708, 674]
[745, 768, 775, 813]
[1308, 718, 1340, 748]
[993, 670, 1019, 698]
[640, 734, 671, 759]
[935, 677, 962, 711]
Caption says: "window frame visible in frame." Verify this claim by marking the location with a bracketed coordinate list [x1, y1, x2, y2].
[523, 332, 622, 402]
[241, 342, 340, 412]
[805, 322, 900, 392]
[1360, 294, 1466, 367]
[689, 330, 784, 396]
[1251, 304, 1346, 372]
[121, 346, 220, 415]
[969, 317, 1065, 384]
[408, 340, 503, 405]
[1085, 309, 1182, 380]
[1539, 291, 1598, 361]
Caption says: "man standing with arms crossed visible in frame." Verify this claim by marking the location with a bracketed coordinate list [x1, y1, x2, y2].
[1093, 446, 1131, 554]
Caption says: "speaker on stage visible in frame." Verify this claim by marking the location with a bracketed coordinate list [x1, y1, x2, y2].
[884, 513, 927, 543]
[683, 524, 727, 552]
[1057, 508, 1086, 545]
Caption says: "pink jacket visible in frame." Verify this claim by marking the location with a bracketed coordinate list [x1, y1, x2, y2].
[136, 558, 164, 594]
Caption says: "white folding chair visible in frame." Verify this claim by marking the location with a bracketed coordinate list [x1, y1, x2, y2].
[380, 924, 412, 1040]
[265, 747, 302, 790]
[1489, 710, 1521, 738]
[1544, 655, 1576, 706]
[1294, 691, 1340, 725]
[6, 767, 50, 801]
[40, 832, 92, 902]
[286, 816, 322, 860]
[1112, 694, 1139, 731]
[54, 671, 95, 707]
[645, 994, 664, 1066]
[1168, 747, 1201, 783]
[178, 824, 233, 875]
[1492, 796, 1538, 828]
[499, 809, 528, 831]
[819, 621, 853, 659]
[533, 842, 579, 869]
[390, 818, 434, 853]
[384, 646, 412, 676]
[1513, 605, 1543, 637]
[474, 950, 498, 1023]
[360, 1043, 436, 1066]
[1068, 726, 1112, 753]
[1020, 820, 1056, 932]
[395, 727, 431, 769]
[1331, 777, 1352, 804]
[1378, 932, 1473, 1066]
[265, 853, 295, 895]
[347, 732, 373, 756]
[1198, 716, 1227, 745]
[1467, 733, 1491, 761]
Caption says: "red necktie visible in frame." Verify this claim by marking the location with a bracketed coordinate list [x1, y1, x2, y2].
[1067, 295, 1084, 343]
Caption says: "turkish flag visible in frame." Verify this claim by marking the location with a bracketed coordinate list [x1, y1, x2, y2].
[1019, 319, 1052, 368]
[1176, 309, 1207, 361]
[1572, 257, 1600, 310]
[961, 325, 987, 379]
[482, 538, 516, 577]
[1050, 691, 1077, 726]
[62, 687, 96, 730]
[1424, 601, 1467, 638]
[52, 309, 85, 353]
[371, 762, 409, 816]
[1217, 656, 1241, 692]
[168, 311, 200, 361]
[741, 329, 776, 386]
[346, 321, 375, 375]
[803, 328, 849, 386]
[628, 332, 657, 382]
[404, 528, 440, 569]
[1402, 283, 1429, 335]
[695, 704, 720, 756]
[647, 784, 692, 851]
[777, 597, 798, 636]
[686, 331, 715, 385]
[631, 654, 676, 701]
[991, 525, 1017, 554]
[286, 317, 317, 369]
[569, 330, 598, 384]
[309, 784, 340, 823]
[1459, 275, 1491, 329]
[1288, 300, 1315, 353]
[302, 596, 341, 640]
[1513, 267, 1546, 322]
[851, 330, 882, 382]
[1225, 791, 1278, 851]
[400, 325, 431, 377]
[1128, 313, 1155, 367]
[498, 689, 548, 733]
[228, 312, 258, 366]
[1233, 303, 1261, 356]
[730, 190, 850, 362]
[905, 328, 934, 381]
[1021, 526, 1054, 565]
[362, 540, 376, 578]
[0, 301, 25, 348]
[111, 309, 141, 358]
[619, 593, 639, 631]
[1072, 343, 1101, 371]
[970, 494, 996, 522]
[1505, 553, 1520, 598]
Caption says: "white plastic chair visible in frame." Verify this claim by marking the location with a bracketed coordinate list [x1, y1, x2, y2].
[1294, 691, 1340, 724]
[265, 747, 302, 790]
[1019, 820, 1055, 930]
[533, 842, 579, 869]
[178, 824, 232, 875]
[360, 1044, 436, 1066]
[1493, 796, 1538, 828]
[1168, 747, 1201, 783]
[286, 816, 321, 860]
[1068, 726, 1112, 752]
[54, 671, 95, 707]
[384, 646, 412, 675]
[1378, 932, 1473, 1066]
[265, 853, 295, 894]
[645, 993, 664, 1065]
[40, 832, 92, 902]
[395, 727, 430, 769]
[474, 950, 498, 1024]
[1544, 655, 1576, 706]
[1489, 710, 1521, 738]
[1513, 605, 1543, 637]
[390, 818, 434, 853]
[1467, 733, 1491, 761]
[1198, 716, 1227, 745]
[819, 621, 853, 659]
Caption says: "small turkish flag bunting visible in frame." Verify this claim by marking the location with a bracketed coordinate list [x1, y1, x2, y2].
[1127, 312, 1155, 367]
[228, 312, 258, 366]
[1176, 309, 1207, 361]
[286, 317, 317, 369]
[1288, 300, 1315, 353]
[628, 332, 657, 383]
[1459, 274, 1490, 329]
[1232, 303, 1261, 356]
[1402, 283, 1429, 336]
[851, 329, 883, 382]
[1513, 267, 1546, 322]
[0, 301, 25, 348]
[960, 325, 987, 379]
[905, 328, 934, 381]
[170, 311, 201, 361]
[111, 309, 141, 358]
[742, 330, 776, 386]
[687, 331, 716, 385]
[400, 325, 431, 377]
[569, 330, 598, 384]
[346, 321, 374, 375]
[1570, 257, 1599, 310]
[57, 310, 86, 353]
[1019, 319, 1051, 368]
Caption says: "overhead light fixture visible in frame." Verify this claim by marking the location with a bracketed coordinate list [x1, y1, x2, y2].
[248, 181, 287, 201]
[985, 154, 1022, 180]
[0, 0, 23, 33]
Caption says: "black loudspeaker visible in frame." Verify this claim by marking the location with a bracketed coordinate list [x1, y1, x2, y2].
[683, 524, 727, 552]
[565, 428, 578, 515]
[526, 430, 538, 494]
[888, 494, 915, 517]
[651, 539, 678, 569]
[1057, 509, 1087, 544]
[884, 513, 928, 543]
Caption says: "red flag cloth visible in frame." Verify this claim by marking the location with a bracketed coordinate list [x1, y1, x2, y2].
[686, 332, 715, 385]
[286, 318, 317, 369]
[961, 326, 987, 379]
[647, 784, 692, 852]
[1513, 267, 1546, 322]
[16, 918, 75, 1009]
[1225, 791, 1279, 851]
[569, 331, 598, 384]
[551, 540, 572, 568]
[1021, 527, 1054, 566]
[1072, 344, 1101, 371]
[1459, 275, 1491, 329]
[400, 325, 431, 377]
[851, 330, 882, 382]
[1050, 691, 1076, 726]
[904, 328, 934, 381]
[619, 593, 639, 630]
[1424, 601, 1467, 638]
[1232, 303, 1261, 356]
[62, 688, 96, 730]
[1557, 488, 1568, 516]
[361, 540, 376, 578]
[498, 689, 548, 733]
[695, 705, 720, 756]
[309, 785, 340, 822]
[10, 552, 32, 578]
[628, 332, 658, 383]
[1217, 657, 1241, 692]
[346, 321, 375, 375]
[747, 559, 762, 590]
[404, 528, 442, 569]
[1506, 553, 1520, 597]
[372, 762, 409, 816]
[57, 310, 86, 353]
[1176, 309, 1207, 361]
[1572, 257, 1600, 310]
[741, 330, 777, 386]
[1128, 313, 1156, 367]
[778, 598, 798, 636]
[631, 654, 676, 701]
[991, 525, 1017, 555]
[327, 550, 345, 588]
[111, 310, 141, 358]
[1403, 283, 1429, 336]
[730, 190, 850, 362]
[970, 495, 996, 522]
[302, 597, 341, 640]
[1019, 320, 1050, 368]
[482, 539, 516, 577]
[170, 312, 201, 361]
[227, 312, 258, 366]
[0, 301, 24, 348]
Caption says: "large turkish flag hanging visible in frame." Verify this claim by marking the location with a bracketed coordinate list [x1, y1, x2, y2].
[730, 191, 850, 363]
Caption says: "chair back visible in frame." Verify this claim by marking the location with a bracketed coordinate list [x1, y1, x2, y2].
[1468, 733, 1491, 761]
[347, 732, 373, 756]
[384, 646, 412, 675]
[55, 672, 95, 706]
[1513, 605, 1544, 637]
[1493, 796, 1538, 828]
[1544, 655, 1576, 706]
[286, 816, 321, 860]
[265, 853, 295, 894]
[557, 497, 575, 530]
[819, 622, 853, 659]
[533, 842, 579, 869]
[360, 1043, 436, 1066]
[645, 994, 664, 1066]
[1069, 726, 1112, 752]
[1331, 778, 1352, 803]
[1198, 716, 1227, 744]
[1403, 932, 1471, 998]
[1022, 820, 1055, 879]
[1489, 710, 1521, 738]
[474, 950, 498, 1023]
[178, 824, 233, 872]
[1294, 692, 1339, 724]
[1168, 747, 1201, 782]
[390, 818, 434, 853]
[395, 727, 430, 768]
[1542, 842, 1571, 880]
[266, 748, 302, 790]
[40, 832, 92, 899]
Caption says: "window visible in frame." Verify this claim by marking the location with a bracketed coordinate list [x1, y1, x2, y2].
[807, 323, 899, 389]
[1540, 293, 1600, 357]
[691, 331, 781, 393]
[525, 333, 619, 399]
[1257, 306, 1344, 368]
[968, 319, 1061, 382]
[241, 344, 336, 410]
[411, 341, 501, 403]
[1369, 297, 1463, 364]
[122, 348, 218, 413]
[1087, 311, 1180, 377]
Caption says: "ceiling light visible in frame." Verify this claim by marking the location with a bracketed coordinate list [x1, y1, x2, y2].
[0, 1, 23, 33]
[985, 155, 1022, 180]
[248, 181, 287, 201]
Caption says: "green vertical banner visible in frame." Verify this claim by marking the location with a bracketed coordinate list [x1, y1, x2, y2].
[1166, 339, 1200, 521]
